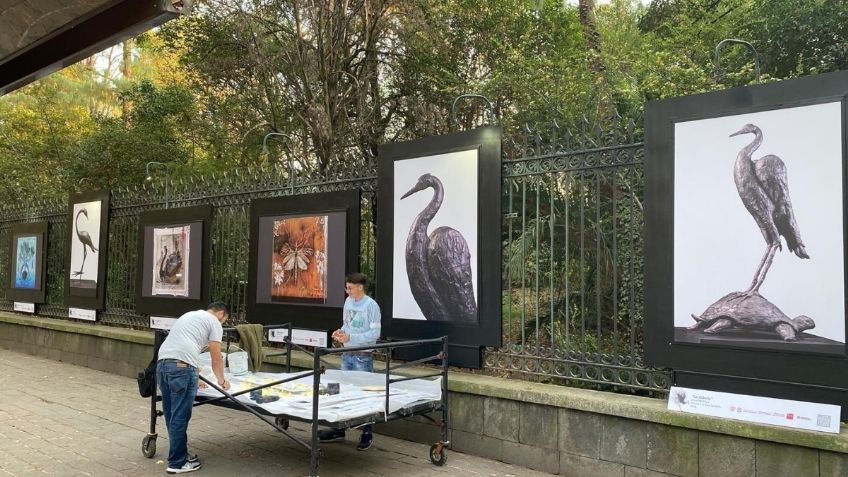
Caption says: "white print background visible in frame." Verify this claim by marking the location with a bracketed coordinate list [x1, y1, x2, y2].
[392, 149, 479, 320]
[69, 200, 101, 282]
[673, 101, 845, 342]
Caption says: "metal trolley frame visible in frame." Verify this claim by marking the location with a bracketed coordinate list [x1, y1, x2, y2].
[141, 325, 450, 477]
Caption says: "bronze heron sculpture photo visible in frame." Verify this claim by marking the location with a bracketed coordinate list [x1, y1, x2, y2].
[688, 122, 816, 341]
[401, 173, 477, 322]
[730, 123, 809, 296]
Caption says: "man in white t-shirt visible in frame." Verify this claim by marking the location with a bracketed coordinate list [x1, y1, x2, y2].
[156, 302, 231, 474]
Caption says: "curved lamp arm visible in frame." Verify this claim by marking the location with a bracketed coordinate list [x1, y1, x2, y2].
[261, 132, 298, 193]
[451, 93, 496, 129]
[714, 38, 761, 84]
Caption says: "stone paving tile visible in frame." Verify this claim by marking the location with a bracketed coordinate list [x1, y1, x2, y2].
[0, 348, 549, 477]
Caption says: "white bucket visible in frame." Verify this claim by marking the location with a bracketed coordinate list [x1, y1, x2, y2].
[228, 349, 249, 376]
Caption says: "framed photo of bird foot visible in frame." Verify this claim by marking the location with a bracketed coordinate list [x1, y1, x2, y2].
[377, 126, 502, 368]
[644, 69, 848, 414]
[6, 221, 48, 304]
[136, 205, 212, 317]
[64, 189, 110, 309]
[247, 190, 360, 330]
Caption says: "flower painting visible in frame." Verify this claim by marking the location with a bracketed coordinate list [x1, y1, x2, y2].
[271, 215, 328, 303]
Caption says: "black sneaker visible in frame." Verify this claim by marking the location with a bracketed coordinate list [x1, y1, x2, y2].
[356, 432, 372, 451]
[317, 429, 346, 442]
[166, 460, 201, 474]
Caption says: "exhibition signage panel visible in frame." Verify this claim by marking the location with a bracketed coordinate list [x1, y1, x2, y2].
[668, 386, 840, 434]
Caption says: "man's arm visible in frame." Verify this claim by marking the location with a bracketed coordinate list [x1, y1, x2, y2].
[208, 341, 230, 390]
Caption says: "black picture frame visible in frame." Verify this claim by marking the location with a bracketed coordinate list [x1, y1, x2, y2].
[64, 189, 110, 309]
[377, 126, 502, 368]
[136, 205, 212, 317]
[7, 221, 48, 304]
[645, 69, 848, 413]
[247, 190, 361, 330]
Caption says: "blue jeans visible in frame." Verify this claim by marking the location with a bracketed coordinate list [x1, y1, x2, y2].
[157, 360, 198, 469]
[342, 352, 373, 434]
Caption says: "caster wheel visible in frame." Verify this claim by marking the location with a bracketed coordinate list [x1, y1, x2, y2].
[142, 434, 157, 458]
[274, 417, 289, 430]
[429, 443, 447, 466]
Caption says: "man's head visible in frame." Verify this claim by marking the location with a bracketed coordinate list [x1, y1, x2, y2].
[207, 302, 230, 323]
[344, 272, 368, 300]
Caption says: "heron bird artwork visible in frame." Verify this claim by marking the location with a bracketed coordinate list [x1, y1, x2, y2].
[401, 173, 477, 322]
[72, 208, 98, 280]
[730, 123, 809, 294]
[688, 123, 816, 341]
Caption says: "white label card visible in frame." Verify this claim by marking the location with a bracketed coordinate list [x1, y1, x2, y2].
[68, 307, 96, 321]
[268, 328, 328, 348]
[150, 316, 178, 330]
[668, 386, 841, 434]
[14, 302, 34, 313]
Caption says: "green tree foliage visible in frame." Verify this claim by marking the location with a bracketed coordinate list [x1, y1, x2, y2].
[69, 80, 198, 188]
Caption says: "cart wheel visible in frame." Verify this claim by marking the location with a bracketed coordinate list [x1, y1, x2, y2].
[142, 434, 157, 458]
[429, 443, 447, 466]
[274, 417, 290, 430]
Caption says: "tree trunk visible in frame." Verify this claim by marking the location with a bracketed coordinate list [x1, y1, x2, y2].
[121, 39, 133, 121]
[578, 0, 604, 71]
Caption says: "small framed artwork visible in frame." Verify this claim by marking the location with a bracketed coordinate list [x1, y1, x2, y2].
[136, 205, 212, 317]
[644, 69, 848, 411]
[377, 126, 502, 367]
[64, 189, 110, 309]
[247, 190, 360, 330]
[7, 221, 48, 303]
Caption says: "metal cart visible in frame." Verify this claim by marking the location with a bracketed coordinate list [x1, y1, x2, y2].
[141, 326, 449, 477]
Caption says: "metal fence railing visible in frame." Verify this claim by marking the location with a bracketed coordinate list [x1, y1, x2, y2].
[0, 118, 670, 394]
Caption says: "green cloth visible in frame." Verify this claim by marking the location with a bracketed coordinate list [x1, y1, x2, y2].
[235, 324, 265, 372]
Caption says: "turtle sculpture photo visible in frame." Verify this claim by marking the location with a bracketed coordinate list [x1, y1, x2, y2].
[689, 291, 816, 341]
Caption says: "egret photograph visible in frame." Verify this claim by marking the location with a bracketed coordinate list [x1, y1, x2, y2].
[69, 200, 101, 289]
[672, 101, 845, 351]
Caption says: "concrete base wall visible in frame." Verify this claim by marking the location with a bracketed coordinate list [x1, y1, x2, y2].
[375, 399, 848, 476]
[2, 313, 847, 477]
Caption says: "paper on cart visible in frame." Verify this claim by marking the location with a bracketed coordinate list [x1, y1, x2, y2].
[195, 369, 441, 423]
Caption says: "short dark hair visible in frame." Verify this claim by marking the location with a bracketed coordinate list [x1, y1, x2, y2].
[207, 302, 230, 315]
[345, 272, 368, 287]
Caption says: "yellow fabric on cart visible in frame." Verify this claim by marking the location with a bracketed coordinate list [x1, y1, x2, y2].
[235, 324, 266, 372]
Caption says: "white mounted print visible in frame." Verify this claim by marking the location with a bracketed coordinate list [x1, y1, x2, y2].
[673, 101, 845, 346]
[392, 148, 479, 322]
[69, 200, 101, 289]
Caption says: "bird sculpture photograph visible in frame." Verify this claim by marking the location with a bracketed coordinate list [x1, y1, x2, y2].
[400, 173, 477, 322]
[688, 123, 816, 341]
[72, 207, 98, 284]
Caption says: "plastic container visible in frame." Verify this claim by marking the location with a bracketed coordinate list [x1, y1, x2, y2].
[226, 346, 249, 376]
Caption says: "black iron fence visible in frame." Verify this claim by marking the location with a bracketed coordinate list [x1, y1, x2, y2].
[0, 119, 670, 394]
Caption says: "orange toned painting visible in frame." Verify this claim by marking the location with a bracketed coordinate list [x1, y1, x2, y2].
[271, 215, 328, 303]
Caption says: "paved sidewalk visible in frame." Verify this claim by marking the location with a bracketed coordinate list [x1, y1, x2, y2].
[0, 348, 553, 477]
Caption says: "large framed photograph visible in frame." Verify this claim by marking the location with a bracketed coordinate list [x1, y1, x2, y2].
[247, 190, 360, 330]
[645, 69, 848, 411]
[7, 221, 48, 303]
[136, 205, 212, 317]
[64, 189, 110, 309]
[377, 127, 502, 366]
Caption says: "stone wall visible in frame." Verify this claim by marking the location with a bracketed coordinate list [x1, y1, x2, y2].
[2, 312, 847, 477]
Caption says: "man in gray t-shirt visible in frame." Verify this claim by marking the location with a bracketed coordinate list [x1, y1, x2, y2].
[156, 302, 231, 474]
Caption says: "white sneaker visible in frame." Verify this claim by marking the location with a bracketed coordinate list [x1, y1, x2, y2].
[166, 460, 201, 474]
